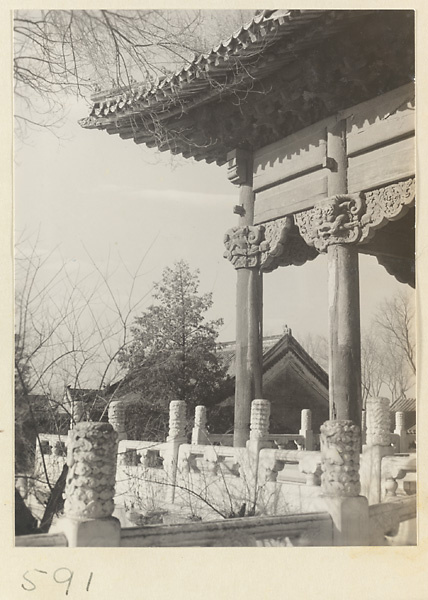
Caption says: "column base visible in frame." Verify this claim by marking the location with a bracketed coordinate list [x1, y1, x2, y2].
[58, 516, 121, 547]
[321, 495, 369, 546]
[360, 445, 394, 504]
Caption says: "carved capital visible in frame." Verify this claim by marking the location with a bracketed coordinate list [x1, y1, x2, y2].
[223, 225, 269, 269]
[295, 178, 415, 253]
[260, 216, 318, 272]
[295, 193, 365, 251]
[320, 420, 361, 497]
[64, 422, 118, 520]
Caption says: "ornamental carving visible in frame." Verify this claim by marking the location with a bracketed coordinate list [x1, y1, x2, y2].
[64, 422, 118, 520]
[295, 178, 415, 252]
[320, 420, 361, 497]
[194, 405, 207, 429]
[260, 216, 318, 272]
[168, 400, 187, 440]
[250, 399, 271, 441]
[376, 255, 415, 288]
[365, 397, 391, 447]
[360, 178, 415, 242]
[295, 193, 365, 251]
[223, 225, 269, 269]
[108, 400, 126, 441]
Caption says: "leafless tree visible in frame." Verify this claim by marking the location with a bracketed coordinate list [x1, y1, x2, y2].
[301, 289, 416, 406]
[374, 290, 416, 376]
[13, 9, 255, 139]
[15, 232, 152, 531]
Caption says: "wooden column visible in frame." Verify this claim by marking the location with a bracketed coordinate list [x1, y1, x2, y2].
[327, 121, 362, 427]
[227, 149, 263, 447]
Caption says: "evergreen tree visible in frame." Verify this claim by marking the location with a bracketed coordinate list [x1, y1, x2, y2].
[119, 261, 228, 439]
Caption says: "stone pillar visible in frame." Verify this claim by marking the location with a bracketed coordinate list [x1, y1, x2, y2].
[165, 400, 187, 502]
[361, 397, 394, 504]
[108, 400, 127, 442]
[58, 422, 120, 546]
[191, 405, 208, 445]
[225, 149, 264, 448]
[394, 411, 408, 453]
[320, 420, 369, 545]
[299, 409, 314, 451]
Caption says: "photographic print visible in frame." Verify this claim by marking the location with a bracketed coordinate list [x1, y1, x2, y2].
[13, 8, 416, 553]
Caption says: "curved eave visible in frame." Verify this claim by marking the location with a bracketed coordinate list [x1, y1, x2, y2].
[79, 9, 373, 164]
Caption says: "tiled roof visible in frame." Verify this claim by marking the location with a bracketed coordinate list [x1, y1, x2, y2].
[390, 397, 416, 413]
[218, 328, 328, 387]
[79, 9, 382, 163]
[81, 10, 332, 117]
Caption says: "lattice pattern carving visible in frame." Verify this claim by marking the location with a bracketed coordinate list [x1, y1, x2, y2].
[320, 420, 361, 497]
[64, 422, 118, 519]
[224, 225, 269, 269]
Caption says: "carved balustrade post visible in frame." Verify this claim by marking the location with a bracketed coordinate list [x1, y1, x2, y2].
[108, 400, 127, 442]
[360, 397, 394, 504]
[58, 422, 120, 546]
[249, 399, 271, 442]
[394, 411, 408, 453]
[192, 405, 208, 445]
[165, 400, 187, 502]
[247, 398, 271, 472]
[361, 409, 367, 446]
[299, 409, 314, 451]
[319, 420, 369, 545]
[224, 149, 264, 448]
[72, 399, 85, 428]
[366, 397, 391, 447]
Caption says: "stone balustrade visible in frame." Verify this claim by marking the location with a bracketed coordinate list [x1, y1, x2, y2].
[58, 422, 120, 546]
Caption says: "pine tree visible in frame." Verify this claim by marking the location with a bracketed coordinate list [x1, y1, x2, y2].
[119, 261, 228, 439]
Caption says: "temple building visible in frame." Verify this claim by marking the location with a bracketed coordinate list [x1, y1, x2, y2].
[80, 9, 415, 448]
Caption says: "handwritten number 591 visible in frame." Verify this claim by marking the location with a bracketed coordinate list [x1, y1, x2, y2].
[22, 568, 93, 594]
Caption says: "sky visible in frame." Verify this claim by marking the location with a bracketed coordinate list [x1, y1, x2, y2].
[15, 98, 406, 352]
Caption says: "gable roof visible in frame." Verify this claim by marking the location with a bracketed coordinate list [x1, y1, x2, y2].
[220, 327, 328, 389]
[79, 10, 413, 164]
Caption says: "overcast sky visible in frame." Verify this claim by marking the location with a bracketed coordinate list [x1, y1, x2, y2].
[14, 93, 407, 355]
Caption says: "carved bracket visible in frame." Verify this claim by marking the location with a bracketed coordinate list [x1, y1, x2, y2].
[223, 225, 269, 269]
[294, 178, 415, 252]
[260, 216, 318, 272]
